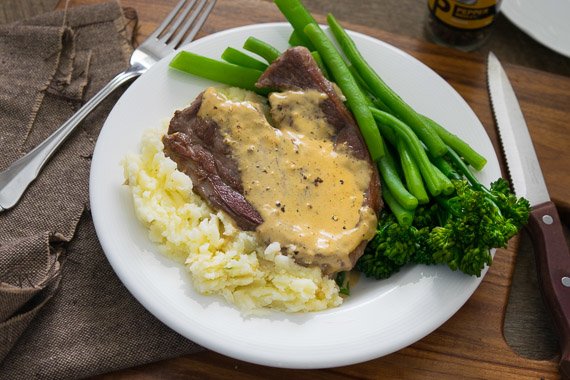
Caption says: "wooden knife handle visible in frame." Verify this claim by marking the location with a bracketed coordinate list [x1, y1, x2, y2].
[528, 201, 570, 379]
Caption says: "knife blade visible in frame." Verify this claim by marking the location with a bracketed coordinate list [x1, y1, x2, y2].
[487, 52, 570, 378]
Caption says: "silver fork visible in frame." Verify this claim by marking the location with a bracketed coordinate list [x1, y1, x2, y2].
[0, 0, 216, 213]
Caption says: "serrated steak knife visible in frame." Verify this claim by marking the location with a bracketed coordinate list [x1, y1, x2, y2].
[487, 52, 570, 378]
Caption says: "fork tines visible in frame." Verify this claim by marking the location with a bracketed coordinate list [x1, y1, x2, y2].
[152, 0, 217, 50]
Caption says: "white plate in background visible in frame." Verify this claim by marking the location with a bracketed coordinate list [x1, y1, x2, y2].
[501, 0, 570, 58]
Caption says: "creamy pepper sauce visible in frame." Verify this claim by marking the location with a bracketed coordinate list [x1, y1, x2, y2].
[198, 87, 377, 273]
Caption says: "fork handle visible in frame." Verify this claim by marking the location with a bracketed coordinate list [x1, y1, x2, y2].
[0, 64, 143, 211]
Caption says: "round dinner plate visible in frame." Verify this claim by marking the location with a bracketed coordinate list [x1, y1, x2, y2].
[501, 0, 570, 58]
[90, 23, 501, 369]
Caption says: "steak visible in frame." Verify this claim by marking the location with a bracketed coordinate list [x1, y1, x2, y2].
[163, 46, 381, 273]
[162, 93, 263, 231]
[256, 46, 381, 211]
[256, 47, 381, 271]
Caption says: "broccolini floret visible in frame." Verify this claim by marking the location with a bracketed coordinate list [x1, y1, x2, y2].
[358, 211, 431, 279]
[358, 151, 530, 279]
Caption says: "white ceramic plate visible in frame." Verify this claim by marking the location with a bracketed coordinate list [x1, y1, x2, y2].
[501, 0, 570, 58]
[90, 23, 500, 369]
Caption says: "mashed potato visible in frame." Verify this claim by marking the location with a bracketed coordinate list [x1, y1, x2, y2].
[122, 126, 342, 314]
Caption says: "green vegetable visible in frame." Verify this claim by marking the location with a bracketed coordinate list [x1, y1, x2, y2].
[357, 211, 417, 279]
[243, 36, 282, 64]
[221, 47, 269, 71]
[381, 180, 415, 226]
[274, 0, 317, 50]
[377, 141, 418, 211]
[348, 64, 376, 109]
[327, 13, 447, 158]
[334, 272, 350, 295]
[169, 51, 266, 94]
[303, 23, 384, 161]
[443, 147, 530, 229]
[358, 151, 530, 278]
[288, 31, 308, 47]
[397, 139, 429, 204]
[430, 161, 455, 195]
[310, 51, 330, 79]
[371, 108, 443, 196]
[347, 64, 392, 112]
[421, 115, 487, 171]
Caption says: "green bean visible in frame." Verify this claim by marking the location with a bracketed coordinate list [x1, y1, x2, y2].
[343, 31, 485, 170]
[420, 115, 487, 171]
[428, 148, 468, 195]
[377, 140, 418, 211]
[430, 161, 455, 195]
[371, 108, 442, 196]
[327, 13, 447, 158]
[275, 0, 316, 50]
[347, 65, 385, 109]
[221, 47, 268, 71]
[169, 51, 266, 94]
[374, 106, 429, 204]
[348, 64, 378, 107]
[381, 178, 415, 226]
[397, 139, 430, 204]
[304, 23, 384, 161]
[371, 97, 390, 113]
[445, 146, 481, 190]
[243, 37, 282, 64]
[310, 51, 330, 79]
[431, 152, 462, 181]
[288, 31, 307, 47]
[359, 87, 377, 111]
[431, 151, 462, 195]
[349, 64, 392, 112]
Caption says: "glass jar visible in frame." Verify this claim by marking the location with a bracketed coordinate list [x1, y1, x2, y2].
[426, 0, 501, 51]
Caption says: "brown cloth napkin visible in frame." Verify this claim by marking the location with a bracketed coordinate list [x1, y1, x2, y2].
[0, 0, 59, 24]
[0, 2, 202, 379]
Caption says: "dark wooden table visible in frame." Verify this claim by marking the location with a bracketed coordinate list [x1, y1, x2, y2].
[60, 0, 570, 378]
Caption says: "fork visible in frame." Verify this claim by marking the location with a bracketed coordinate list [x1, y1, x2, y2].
[0, 0, 216, 213]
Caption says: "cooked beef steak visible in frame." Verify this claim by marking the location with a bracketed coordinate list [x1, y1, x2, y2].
[256, 46, 381, 213]
[163, 93, 263, 231]
[257, 47, 381, 271]
[163, 46, 381, 273]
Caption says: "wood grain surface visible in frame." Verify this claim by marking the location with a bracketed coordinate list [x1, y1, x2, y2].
[55, 0, 570, 378]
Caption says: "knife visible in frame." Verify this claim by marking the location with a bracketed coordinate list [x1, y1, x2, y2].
[487, 52, 570, 378]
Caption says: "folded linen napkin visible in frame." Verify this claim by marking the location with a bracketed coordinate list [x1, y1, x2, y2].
[0, 2, 201, 379]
